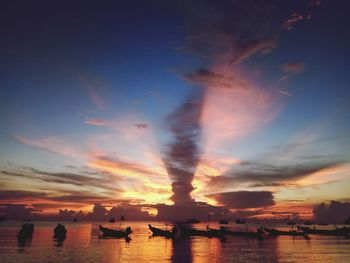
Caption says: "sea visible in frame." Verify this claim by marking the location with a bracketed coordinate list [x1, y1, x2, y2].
[0, 221, 350, 263]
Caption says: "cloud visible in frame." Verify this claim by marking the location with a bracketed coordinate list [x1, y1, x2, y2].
[14, 135, 82, 158]
[85, 118, 115, 127]
[1, 166, 120, 191]
[313, 201, 350, 224]
[0, 204, 35, 220]
[284, 13, 311, 31]
[207, 161, 344, 191]
[163, 91, 203, 204]
[280, 62, 306, 80]
[207, 191, 275, 209]
[175, 0, 286, 63]
[76, 71, 108, 110]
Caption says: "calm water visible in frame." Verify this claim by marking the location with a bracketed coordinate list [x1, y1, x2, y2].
[1, 221, 350, 263]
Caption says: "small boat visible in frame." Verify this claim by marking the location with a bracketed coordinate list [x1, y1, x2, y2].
[179, 225, 223, 238]
[148, 224, 176, 238]
[298, 226, 349, 236]
[235, 219, 246, 225]
[219, 219, 229, 225]
[99, 225, 132, 238]
[73, 218, 77, 222]
[17, 223, 34, 239]
[215, 227, 264, 239]
[109, 217, 116, 223]
[261, 227, 307, 237]
[304, 221, 314, 225]
[54, 223, 67, 239]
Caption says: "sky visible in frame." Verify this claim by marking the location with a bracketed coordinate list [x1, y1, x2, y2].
[1, 0, 350, 221]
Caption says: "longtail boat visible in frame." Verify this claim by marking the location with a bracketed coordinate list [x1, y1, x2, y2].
[54, 223, 67, 239]
[17, 223, 34, 239]
[99, 225, 132, 238]
[261, 227, 307, 237]
[211, 227, 264, 239]
[298, 226, 349, 236]
[148, 224, 176, 238]
[179, 225, 224, 238]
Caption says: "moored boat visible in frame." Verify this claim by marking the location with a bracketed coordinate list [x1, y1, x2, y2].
[17, 223, 34, 239]
[54, 223, 67, 239]
[261, 227, 307, 237]
[148, 224, 176, 238]
[179, 225, 224, 238]
[298, 226, 349, 236]
[215, 227, 264, 239]
[99, 225, 132, 238]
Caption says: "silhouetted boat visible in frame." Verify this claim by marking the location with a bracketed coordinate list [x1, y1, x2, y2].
[99, 225, 132, 238]
[17, 223, 34, 239]
[304, 221, 314, 225]
[211, 227, 264, 239]
[261, 227, 307, 237]
[235, 219, 246, 224]
[73, 218, 77, 222]
[179, 225, 224, 238]
[148, 224, 176, 238]
[298, 226, 349, 236]
[185, 218, 200, 223]
[109, 217, 115, 223]
[54, 223, 67, 239]
[219, 219, 229, 224]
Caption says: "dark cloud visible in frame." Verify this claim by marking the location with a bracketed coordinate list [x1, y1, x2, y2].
[0, 204, 35, 220]
[313, 201, 350, 224]
[1, 166, 120, 191]
[182, 68, 248, 90]
[163, 91, 203, 204]
[207, 161, 344, 190]
[207, 191, 275, 209]
[175, 0, 285, 63]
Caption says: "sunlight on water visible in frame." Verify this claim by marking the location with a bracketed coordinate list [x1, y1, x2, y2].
[0, 222, 350, 263]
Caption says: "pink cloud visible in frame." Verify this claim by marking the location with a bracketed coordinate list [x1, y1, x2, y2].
[280, 62, 306, 80]
[85, 118, 115, 127]
[284, 13, 311, 31]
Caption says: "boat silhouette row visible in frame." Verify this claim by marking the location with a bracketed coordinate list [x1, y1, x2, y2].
[15, 223, 350, 242]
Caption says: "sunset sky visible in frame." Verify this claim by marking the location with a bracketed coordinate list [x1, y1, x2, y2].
[1, 0, 350, 220]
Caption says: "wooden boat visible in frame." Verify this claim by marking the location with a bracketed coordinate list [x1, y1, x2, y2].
[17, 223, 34, 239]
[235, 219, 246, 224]
[261, 227, 307, 237]
[54, 223, 67, 239]
[179, 225, 224, 238]
[148, 224, 176, 238]
[214, 227, 264, 239]
[298, 226, 349, 236]
[99, 225, 132, 238]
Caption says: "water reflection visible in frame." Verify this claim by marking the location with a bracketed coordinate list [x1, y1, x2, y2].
[0, 222, 349, 263]
[172, 238, 192, 263]
[54, 236, 66, 247]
